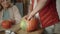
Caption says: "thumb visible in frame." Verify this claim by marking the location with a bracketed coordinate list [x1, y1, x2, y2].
[27, 17, 30, 20]
[27, 15, 32, 20]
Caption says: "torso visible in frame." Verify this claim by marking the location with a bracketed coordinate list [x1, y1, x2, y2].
[31, 0, 59, 28]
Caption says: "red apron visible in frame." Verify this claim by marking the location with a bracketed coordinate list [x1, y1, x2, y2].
[31, 0, 59, 28]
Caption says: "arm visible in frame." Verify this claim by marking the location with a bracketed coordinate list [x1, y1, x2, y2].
[28, 0, 47, 20]
[28, 0, 33, 14]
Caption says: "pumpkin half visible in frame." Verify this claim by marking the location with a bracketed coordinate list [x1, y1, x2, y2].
[20, 17, 38, 32]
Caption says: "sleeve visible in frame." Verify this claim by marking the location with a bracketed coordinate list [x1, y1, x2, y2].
[13, 6, 22, 24]
[0, 11, 3, 24]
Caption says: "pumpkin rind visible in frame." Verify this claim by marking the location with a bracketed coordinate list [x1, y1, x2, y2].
[20, 17, 38, 32]
[20, 19, 27, 31]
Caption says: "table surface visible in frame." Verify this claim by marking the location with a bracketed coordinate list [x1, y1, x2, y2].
[0, 23, 43, 34]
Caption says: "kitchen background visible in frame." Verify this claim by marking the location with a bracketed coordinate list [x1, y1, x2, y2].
[0, 0, 60, 34]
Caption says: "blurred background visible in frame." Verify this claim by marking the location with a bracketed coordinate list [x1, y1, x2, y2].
[0, 0, 60, 34]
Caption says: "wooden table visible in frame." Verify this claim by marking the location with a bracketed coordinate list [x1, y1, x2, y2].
[0, 23, 44, 34]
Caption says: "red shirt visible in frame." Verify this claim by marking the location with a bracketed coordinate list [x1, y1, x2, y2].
[31, 0, 59, 28]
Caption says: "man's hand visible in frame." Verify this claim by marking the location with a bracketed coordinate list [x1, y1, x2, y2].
[23, 14, 34, 21]
[27, 12, 35, 20]
[23, 15, 28, 20]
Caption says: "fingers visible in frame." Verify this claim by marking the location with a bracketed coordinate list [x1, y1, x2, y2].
[23, 14, 33, 21]
[27, 16, 31, 20]
[27, 15, 32, 21]
[23, 15, 28, 20]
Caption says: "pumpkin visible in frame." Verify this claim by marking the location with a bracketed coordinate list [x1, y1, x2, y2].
[20, 17, 38, 32]
[1, 20, 12, 29]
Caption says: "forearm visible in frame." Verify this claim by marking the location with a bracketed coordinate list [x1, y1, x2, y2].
[28, 4, 33, 13]
[30, 0, 47, 16]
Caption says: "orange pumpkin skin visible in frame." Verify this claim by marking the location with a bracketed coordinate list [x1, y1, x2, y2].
[21, 17, 38, 32]
[27, 18, 38, 32]
[1, 20, 12, 29]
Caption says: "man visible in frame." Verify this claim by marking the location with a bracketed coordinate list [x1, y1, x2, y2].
[24, 0, 59, 34]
